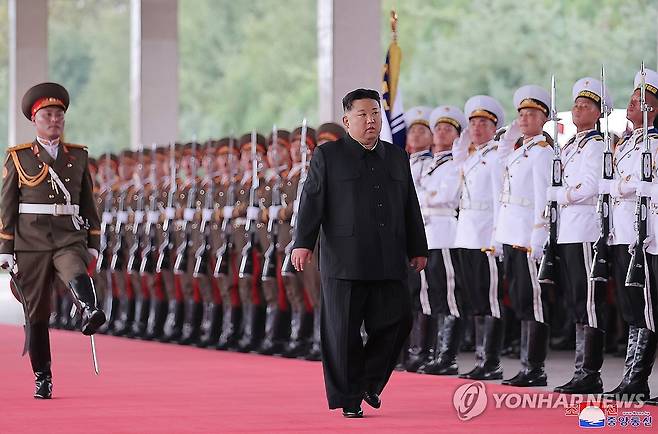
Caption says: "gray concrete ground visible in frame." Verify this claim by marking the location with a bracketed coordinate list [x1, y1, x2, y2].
[0, 272, 656, 392]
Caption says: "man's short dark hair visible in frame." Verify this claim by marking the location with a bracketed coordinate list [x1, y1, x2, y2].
[342, 88, 381, 112]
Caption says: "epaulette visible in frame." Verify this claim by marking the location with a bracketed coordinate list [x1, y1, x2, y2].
[64, 143, 88, 150]
[6, 143, 33, 152]
[481, 144, 498, 157]
[584, 131, 603, 142]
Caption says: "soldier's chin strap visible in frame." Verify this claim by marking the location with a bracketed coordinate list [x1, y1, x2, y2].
[47, 167, 85, 230]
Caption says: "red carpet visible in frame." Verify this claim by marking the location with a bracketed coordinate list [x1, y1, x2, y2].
[0, 324, 655, 433]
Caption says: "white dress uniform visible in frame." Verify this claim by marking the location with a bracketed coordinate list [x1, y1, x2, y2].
[497, 84, 555, 389]
[605, 68, 658, 402]
[406, 106, 435, 186]
[451, 96, 509, 382]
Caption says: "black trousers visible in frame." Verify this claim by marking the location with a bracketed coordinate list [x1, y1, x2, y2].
[557, 242, 607, 328]
[320, 277, 412, 409]
[424, 249, 462, 316]
[457, 248, 503, 318]
[611, 244, 653, 327]
[638, 252, 658, 331]
[502, 245, 550, 323]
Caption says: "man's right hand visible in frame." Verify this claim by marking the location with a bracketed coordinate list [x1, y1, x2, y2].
[0, 254, 15, 271]
[292, 248, 313, 272]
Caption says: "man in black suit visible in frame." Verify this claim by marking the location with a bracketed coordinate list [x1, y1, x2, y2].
[292, 88, 428, 418]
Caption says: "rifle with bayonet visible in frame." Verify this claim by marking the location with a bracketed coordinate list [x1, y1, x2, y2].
[110, 160, 128, 272]
[140, 143, 159, 275]
[262, 125, 282, 281]
[97, 157, 115, 273]
[538, 76, 561, 284]
[194, 152, 216, 277]
[214, 138, 237, 278]
[126, 146, 146, 274]
[281, 119, 308, 276]
[156, 142, 178, 273]
[239, 130, 262, 279]
[591, 65, 613, 282]
[173, 141, 198, 275]
[626, 62, 652, 288]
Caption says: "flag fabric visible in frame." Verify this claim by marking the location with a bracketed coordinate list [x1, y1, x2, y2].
[381, 39, 406, 148]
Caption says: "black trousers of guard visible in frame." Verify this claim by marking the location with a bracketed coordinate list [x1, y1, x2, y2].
[457, 248, 503, 317]
[320, 277, 412, 409]
[502, 245, 550, 323]
[425, 249, 463, 316]
[611, 244, 654, 328]
[557, 242, 607, 328]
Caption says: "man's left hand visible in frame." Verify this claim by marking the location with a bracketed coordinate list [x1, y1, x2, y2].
[409, 256, 427, 272]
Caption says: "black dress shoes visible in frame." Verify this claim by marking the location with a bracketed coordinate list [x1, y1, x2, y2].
[342, 405, 363, 418]
[363, 392, 381, 409]
[34, 372, 52, 399]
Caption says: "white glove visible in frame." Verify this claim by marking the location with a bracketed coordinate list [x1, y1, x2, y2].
[165, 207, 176, 220]
[246, 206, 261, 221]
[102, 212, 113, 224]
[636, 180, 653, 198]
[490, 240, 503, 258]
[530, 244, 544, 262]
[133, 210, 145, 224]
[454, 129, 471, 150]
[651, 183, 658, 201]
[268, 205, 282, 221]
[202, 209, 213, 221]
[87, 248, 99, 260]
[0, 253, 14, 270]
[598, 179, 614, 195]
[501, 120, 522, 146]
[546, 186, 560, 202]
[222, 206, 234, 220]
[183, 208, 196, 221]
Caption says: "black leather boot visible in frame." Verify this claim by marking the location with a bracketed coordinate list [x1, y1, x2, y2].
[111, 296, 135, 336]
[257, 305, 287, 355]
[304, 307, 322, 361]
[555, 325, 604, 394]
[282, 310, 311, 358]
[468, 316, 504, 380]
[97, 291, 119, 334]
[29, 322, 52, 399]
[459, 316, 486, 379]
[460, 315, 475, 352]
[603, 326, 640, 397]
[504, 320, 548, 387]
[178, 300, 203, 345]
[160, 299, 184, 342]
[419, 314, 460, 375]
[126, 295, 150, 339]
[144, 298, 168, 341]
[646, 396, 658, 406]
[607, 328, 656, 401]
[502, 320, 530, 385]
[197, 302, 223, 348]
[405, 312, 431, 372]
[217, 305, 242, 350]
[68, 274, 106, 336]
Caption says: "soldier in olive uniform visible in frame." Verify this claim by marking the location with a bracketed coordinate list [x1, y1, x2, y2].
[257, 129, 292, 355]
[0, 82, 104, 399]
[234, 133, 269, 352]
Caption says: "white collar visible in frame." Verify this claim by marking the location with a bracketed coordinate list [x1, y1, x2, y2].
[36, 136, 60, 147]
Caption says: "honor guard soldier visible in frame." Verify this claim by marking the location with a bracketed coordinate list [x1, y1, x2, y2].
[495, 84, 554, 387]
[234, 132, 269, 352]
[604, 68, 658, 401]
[110, 150, 138, 336]
[95, 152, 120, 334]
[401, 106, 436, 372]
[280, 125, 318, 358]
[257, 129, 292, 355]
[549, 77, 609, 394]
[412, 105, 467, 375]
[215, 138, 243, 350]
[0, 82, 104, 398]
[448, 96, 507, 380]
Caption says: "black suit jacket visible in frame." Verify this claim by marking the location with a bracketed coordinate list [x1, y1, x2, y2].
[293, 135, 428, 281]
